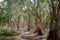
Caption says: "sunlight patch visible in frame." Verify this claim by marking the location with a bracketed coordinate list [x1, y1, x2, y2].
[0, 0, 3, 2]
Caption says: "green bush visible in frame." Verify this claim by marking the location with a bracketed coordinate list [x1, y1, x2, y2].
[0, 28, 18, 36]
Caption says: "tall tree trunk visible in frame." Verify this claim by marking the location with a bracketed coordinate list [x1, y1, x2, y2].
[34, 0, 43, 35]
[47, 0, 60, 40]
[57, 2, 60, 39]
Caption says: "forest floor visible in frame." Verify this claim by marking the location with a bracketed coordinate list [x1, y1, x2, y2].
[20, 32, 47, 40]
[19, 27, 47, 40]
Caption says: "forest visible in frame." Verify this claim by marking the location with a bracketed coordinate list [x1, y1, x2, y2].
[0, 0, 60, 40]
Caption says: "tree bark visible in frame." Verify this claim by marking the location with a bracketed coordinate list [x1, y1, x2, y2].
[33, 0, 43, 35]
[47, 0, 60, 40]
[28, 14, 30, 31]
[17, 15, 20, 30]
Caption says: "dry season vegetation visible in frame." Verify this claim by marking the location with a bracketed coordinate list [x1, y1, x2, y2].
[0, 0, 60, 40]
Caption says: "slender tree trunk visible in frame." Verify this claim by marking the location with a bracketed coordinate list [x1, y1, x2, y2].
[17, 15, 20, 30]
[28, 14, 30, 31]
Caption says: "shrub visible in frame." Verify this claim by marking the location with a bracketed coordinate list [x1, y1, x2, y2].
[0, 28, 18, 36]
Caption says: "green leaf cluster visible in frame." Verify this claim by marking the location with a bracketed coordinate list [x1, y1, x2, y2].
[0, 28, 18, 36]
[0, 1, 9, 24]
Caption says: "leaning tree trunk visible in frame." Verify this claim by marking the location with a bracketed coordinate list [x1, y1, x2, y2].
[47, 0, 60, 40]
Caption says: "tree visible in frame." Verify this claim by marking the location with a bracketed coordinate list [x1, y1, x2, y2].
[47, 0, 60, 40]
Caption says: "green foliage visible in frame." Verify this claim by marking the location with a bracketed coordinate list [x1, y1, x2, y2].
[40, 0, 45, 3]
[0, 1, 9, 24]
[44, 10, 50, 29]
[0, 28, 18, 36]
